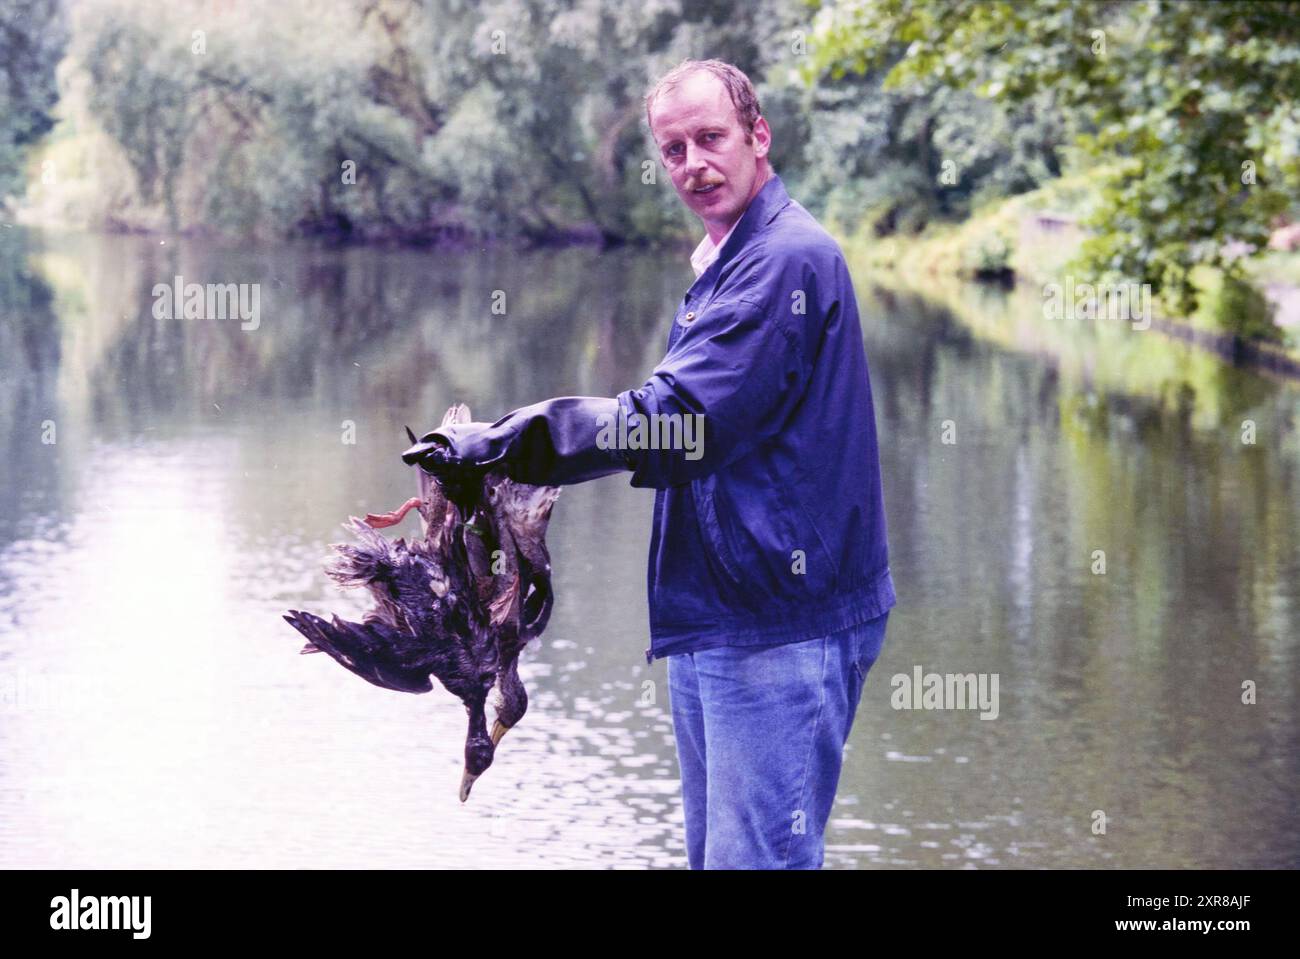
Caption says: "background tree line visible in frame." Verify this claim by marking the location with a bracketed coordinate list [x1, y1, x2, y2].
[3, 0, 1065, 245]
[2, 0, 1297, 325]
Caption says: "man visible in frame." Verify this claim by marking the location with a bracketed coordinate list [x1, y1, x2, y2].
[403, 59, 896, 869]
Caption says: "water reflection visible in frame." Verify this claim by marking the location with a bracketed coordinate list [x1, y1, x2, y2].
[0, 229, 1296, 868]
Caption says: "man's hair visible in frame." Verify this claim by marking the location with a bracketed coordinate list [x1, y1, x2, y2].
[644, 59, 762, 143]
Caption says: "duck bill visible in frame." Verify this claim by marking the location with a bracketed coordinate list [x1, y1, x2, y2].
[459, 767, 480, 803]
[490, 719, 510, 746]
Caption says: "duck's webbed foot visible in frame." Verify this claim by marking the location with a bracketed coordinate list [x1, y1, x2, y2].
[363, 496, 423, 529]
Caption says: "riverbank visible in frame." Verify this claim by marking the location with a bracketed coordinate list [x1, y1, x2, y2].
[837, 174, 1300, 377]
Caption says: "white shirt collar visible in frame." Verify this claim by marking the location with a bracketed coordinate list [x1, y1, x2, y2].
[689, 217, 742, 278]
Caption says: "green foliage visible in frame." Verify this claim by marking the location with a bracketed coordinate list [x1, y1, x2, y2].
[788, 66, 1064, 238]
[961, 222, 1013, 280]
[809, 0, 1300, 315]
[13, 0, 1066, 245]
[21, 0, 813, 243]
[0, 0, 68, 202]
[1188, 264, 1281, 342]
[14, 0, 1296, 284]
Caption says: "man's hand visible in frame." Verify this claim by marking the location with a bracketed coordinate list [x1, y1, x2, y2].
[400, 432, 458, 475]
[401, 422, 498, 508]
[401, 397, 629, 488]
[401, 422, 495, 476]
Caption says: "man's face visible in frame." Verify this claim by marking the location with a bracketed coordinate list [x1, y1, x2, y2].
[649, 71, 772, 240]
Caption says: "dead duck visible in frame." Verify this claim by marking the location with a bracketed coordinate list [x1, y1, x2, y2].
[283, 403, 560, 801]
[479, 469, 560, 750]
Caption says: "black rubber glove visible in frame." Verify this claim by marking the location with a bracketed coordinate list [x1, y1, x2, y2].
[401, 396, 631, 487]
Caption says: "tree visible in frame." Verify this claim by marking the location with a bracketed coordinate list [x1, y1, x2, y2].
[0, 0, 68, 202]
[808, 0, 1300, 312]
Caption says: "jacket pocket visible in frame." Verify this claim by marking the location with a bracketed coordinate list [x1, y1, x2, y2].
[692, 476, 747, 599]
[693, 469, 839, 608]
[789, 483, 842, 595]
[852, 611, 890, 682]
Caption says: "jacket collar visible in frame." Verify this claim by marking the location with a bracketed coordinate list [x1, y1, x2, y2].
[687, 172, 790, 298]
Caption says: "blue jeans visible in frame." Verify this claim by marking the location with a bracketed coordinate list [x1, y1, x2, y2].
[666, 610, 889, 869]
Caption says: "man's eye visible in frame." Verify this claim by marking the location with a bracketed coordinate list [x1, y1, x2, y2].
[705, 132, 721, 142]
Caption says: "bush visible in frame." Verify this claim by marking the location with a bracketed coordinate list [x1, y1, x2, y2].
[1189, 266, 1282, 342]
[960, 224, 1013, 280]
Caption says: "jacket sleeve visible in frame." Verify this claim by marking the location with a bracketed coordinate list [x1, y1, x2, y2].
[405, 248, 828, 489]
[403, 396, 632, 487]
[616, 278, 815, 489]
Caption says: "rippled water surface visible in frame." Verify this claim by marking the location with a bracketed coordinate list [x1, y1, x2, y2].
[1, 229, 1297, 868]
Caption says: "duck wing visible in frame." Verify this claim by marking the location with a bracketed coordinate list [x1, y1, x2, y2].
[493, 477, 560, 640]
[283, 609, 434, 694]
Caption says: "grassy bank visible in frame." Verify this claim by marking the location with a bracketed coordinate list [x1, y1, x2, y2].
[837, 174, 1300, 369]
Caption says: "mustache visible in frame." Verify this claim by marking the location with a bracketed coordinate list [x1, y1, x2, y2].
[687, 177, 725, 190]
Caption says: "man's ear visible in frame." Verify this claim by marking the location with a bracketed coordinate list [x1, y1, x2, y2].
[751, 116, 772, 160]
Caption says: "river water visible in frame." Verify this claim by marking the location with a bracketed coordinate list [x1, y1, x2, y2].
[0, 228, 1296, 868]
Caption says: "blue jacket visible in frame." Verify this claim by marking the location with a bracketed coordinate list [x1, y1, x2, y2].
[404, 174, 896, 664]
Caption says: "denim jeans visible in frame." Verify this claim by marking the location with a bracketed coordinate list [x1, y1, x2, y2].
[666, 610, 890, 869]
